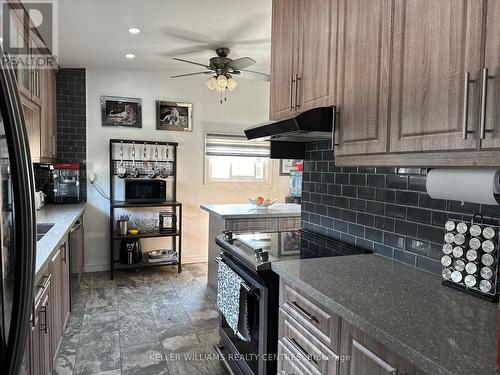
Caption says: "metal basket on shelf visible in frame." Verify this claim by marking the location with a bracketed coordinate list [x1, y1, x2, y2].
[134, 218, 158, 233]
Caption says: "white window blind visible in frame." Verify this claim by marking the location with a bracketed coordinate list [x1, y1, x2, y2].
[205, 133, 270, 158]
[204, 133, 270, 183]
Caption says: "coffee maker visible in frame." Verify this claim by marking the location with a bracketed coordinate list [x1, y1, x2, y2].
[52, 162, 81, 204]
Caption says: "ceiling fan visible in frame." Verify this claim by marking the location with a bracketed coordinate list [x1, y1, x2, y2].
[171, 47, 270, 103]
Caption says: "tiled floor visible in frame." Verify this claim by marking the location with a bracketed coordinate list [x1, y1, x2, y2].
[53, 263, 224, 375]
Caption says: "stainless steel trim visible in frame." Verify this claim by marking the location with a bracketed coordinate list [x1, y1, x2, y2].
[288, 300, 318, 323]
[332, 111, 340, 146]
[480, 68, 488, 140]
[462, 72, 471, 139]
[212, 256, 221, 264]
[214, 344, 238, 375]
[294, 73, 301, 109]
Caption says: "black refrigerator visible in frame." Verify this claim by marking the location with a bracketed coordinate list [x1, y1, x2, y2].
[0, 46, 37, 374]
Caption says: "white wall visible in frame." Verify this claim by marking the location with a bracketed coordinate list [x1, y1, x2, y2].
[85, 69, 289, 271]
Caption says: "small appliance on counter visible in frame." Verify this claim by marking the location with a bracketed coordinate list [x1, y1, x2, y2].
[120, 239, 142, 265]
[52, 162, 81, 204]
[441, 215, 500, 302]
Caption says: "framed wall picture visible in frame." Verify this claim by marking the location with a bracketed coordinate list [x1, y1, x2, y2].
[279, 159, 296, 176]
[279, 231, 301, 256]
[156, 101, 193, 132]
[101, 96, 142, 128]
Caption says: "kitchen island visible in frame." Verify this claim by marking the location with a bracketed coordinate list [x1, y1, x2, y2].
[200, 203, 301, 290]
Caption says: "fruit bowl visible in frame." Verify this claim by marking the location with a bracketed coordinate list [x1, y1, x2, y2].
[248, 197, 277, 210]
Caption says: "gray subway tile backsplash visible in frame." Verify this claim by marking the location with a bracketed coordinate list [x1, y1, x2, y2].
[301, 140, 500, 274]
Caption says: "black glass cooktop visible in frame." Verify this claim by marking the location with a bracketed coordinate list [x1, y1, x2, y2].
[216, 229, 372, 271]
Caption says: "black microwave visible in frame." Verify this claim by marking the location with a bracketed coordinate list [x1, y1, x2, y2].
[124, 179, 166, 202]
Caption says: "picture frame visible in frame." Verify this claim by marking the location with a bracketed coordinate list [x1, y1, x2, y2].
[279, 159, 297, 176]
[101, 96, 142, 128]
[156, 101, 193, 132]
[279, 231, 301, 256]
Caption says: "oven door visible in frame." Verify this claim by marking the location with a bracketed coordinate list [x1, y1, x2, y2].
[218, 252, 269, 375]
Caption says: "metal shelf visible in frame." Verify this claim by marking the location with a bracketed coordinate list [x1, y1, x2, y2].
[109, 139, 182, 279]
[113, 230, 180, 240]
[111, 200, 181, 208]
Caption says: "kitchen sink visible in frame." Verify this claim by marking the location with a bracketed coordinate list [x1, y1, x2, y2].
[36, 223, 55, 241]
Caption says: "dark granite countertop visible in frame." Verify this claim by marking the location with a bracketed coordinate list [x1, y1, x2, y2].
[272, 254, 498, 375]
[35, 203, 86, 280]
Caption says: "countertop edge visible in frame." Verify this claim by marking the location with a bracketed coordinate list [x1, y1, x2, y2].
[200, 204, 301, 219]
[35, 203, 87, 281]
[272, 259, 454, 375]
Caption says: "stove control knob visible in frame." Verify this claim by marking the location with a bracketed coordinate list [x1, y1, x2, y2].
[222, 230, 233, 240]
[259, 251, 269, 261]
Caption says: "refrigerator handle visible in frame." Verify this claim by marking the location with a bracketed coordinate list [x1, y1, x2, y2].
[0, 46, 37, 375]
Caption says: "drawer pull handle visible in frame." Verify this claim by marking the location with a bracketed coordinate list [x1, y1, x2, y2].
[289, 301, 318, 323]
[286, 337, 318, 365]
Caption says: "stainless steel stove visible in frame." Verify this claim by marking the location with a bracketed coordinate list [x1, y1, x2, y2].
[214, 229, 372, 375]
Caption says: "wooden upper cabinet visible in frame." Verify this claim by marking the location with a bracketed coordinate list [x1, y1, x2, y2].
[296, 0, 336, 112]
[389, 0, 483, 153]
[270, 0, 298, 120]
[21, 96, 41, 162]
[40, 68, 57, 161]
[335, 0, 393, 156]
[479, 0, 500, 150]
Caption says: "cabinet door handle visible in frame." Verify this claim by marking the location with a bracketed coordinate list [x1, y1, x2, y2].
[39, 296, 49, 334]
[462, 72, 475, 140]
[479, 68, 489, 140]
[288, 300, 318, 323]
[290, 75, 296, 111]
[289, 76, 294, 111]
[286, 337, 317, 365]
[294, 73, 301, 109]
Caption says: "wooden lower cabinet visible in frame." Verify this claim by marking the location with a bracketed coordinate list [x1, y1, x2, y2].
[339, 320, 424, 375]
[25, 239, 70, 375]
[30, 274, 52, 375]
[278, 280, 425, 375]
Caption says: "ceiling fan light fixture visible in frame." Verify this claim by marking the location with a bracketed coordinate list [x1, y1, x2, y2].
[226, 77, 238, 91]
[205, 76, 217, 90]
[127, 27, 141, 34]
[216, 74, 228, 89]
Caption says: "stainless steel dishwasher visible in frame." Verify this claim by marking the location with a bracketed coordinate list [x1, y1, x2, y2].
[69, 217, 84, 310]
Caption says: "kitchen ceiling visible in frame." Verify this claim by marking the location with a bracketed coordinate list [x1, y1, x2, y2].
[57, 0, 272, 73]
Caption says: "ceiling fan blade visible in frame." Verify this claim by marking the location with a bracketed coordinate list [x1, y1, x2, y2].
[171, 71, 213, 78]
[227, 57, 256, 70]
[238, 69, 271, 82]
[172, 57, 209, 68]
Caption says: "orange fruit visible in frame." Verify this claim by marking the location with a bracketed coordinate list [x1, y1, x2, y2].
[257, 196, 264, 205]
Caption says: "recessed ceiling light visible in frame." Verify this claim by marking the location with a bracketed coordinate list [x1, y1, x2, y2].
[127, 27, 141, 34]
[125, 53, 135, 59]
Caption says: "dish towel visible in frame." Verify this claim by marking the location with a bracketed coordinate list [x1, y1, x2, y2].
[217, 261, 251, 342]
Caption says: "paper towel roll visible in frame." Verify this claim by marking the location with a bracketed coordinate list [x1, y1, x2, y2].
[426, 169, 500, 206]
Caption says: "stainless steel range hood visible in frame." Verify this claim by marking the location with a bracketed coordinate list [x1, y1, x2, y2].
[244, 106, 335, 142]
